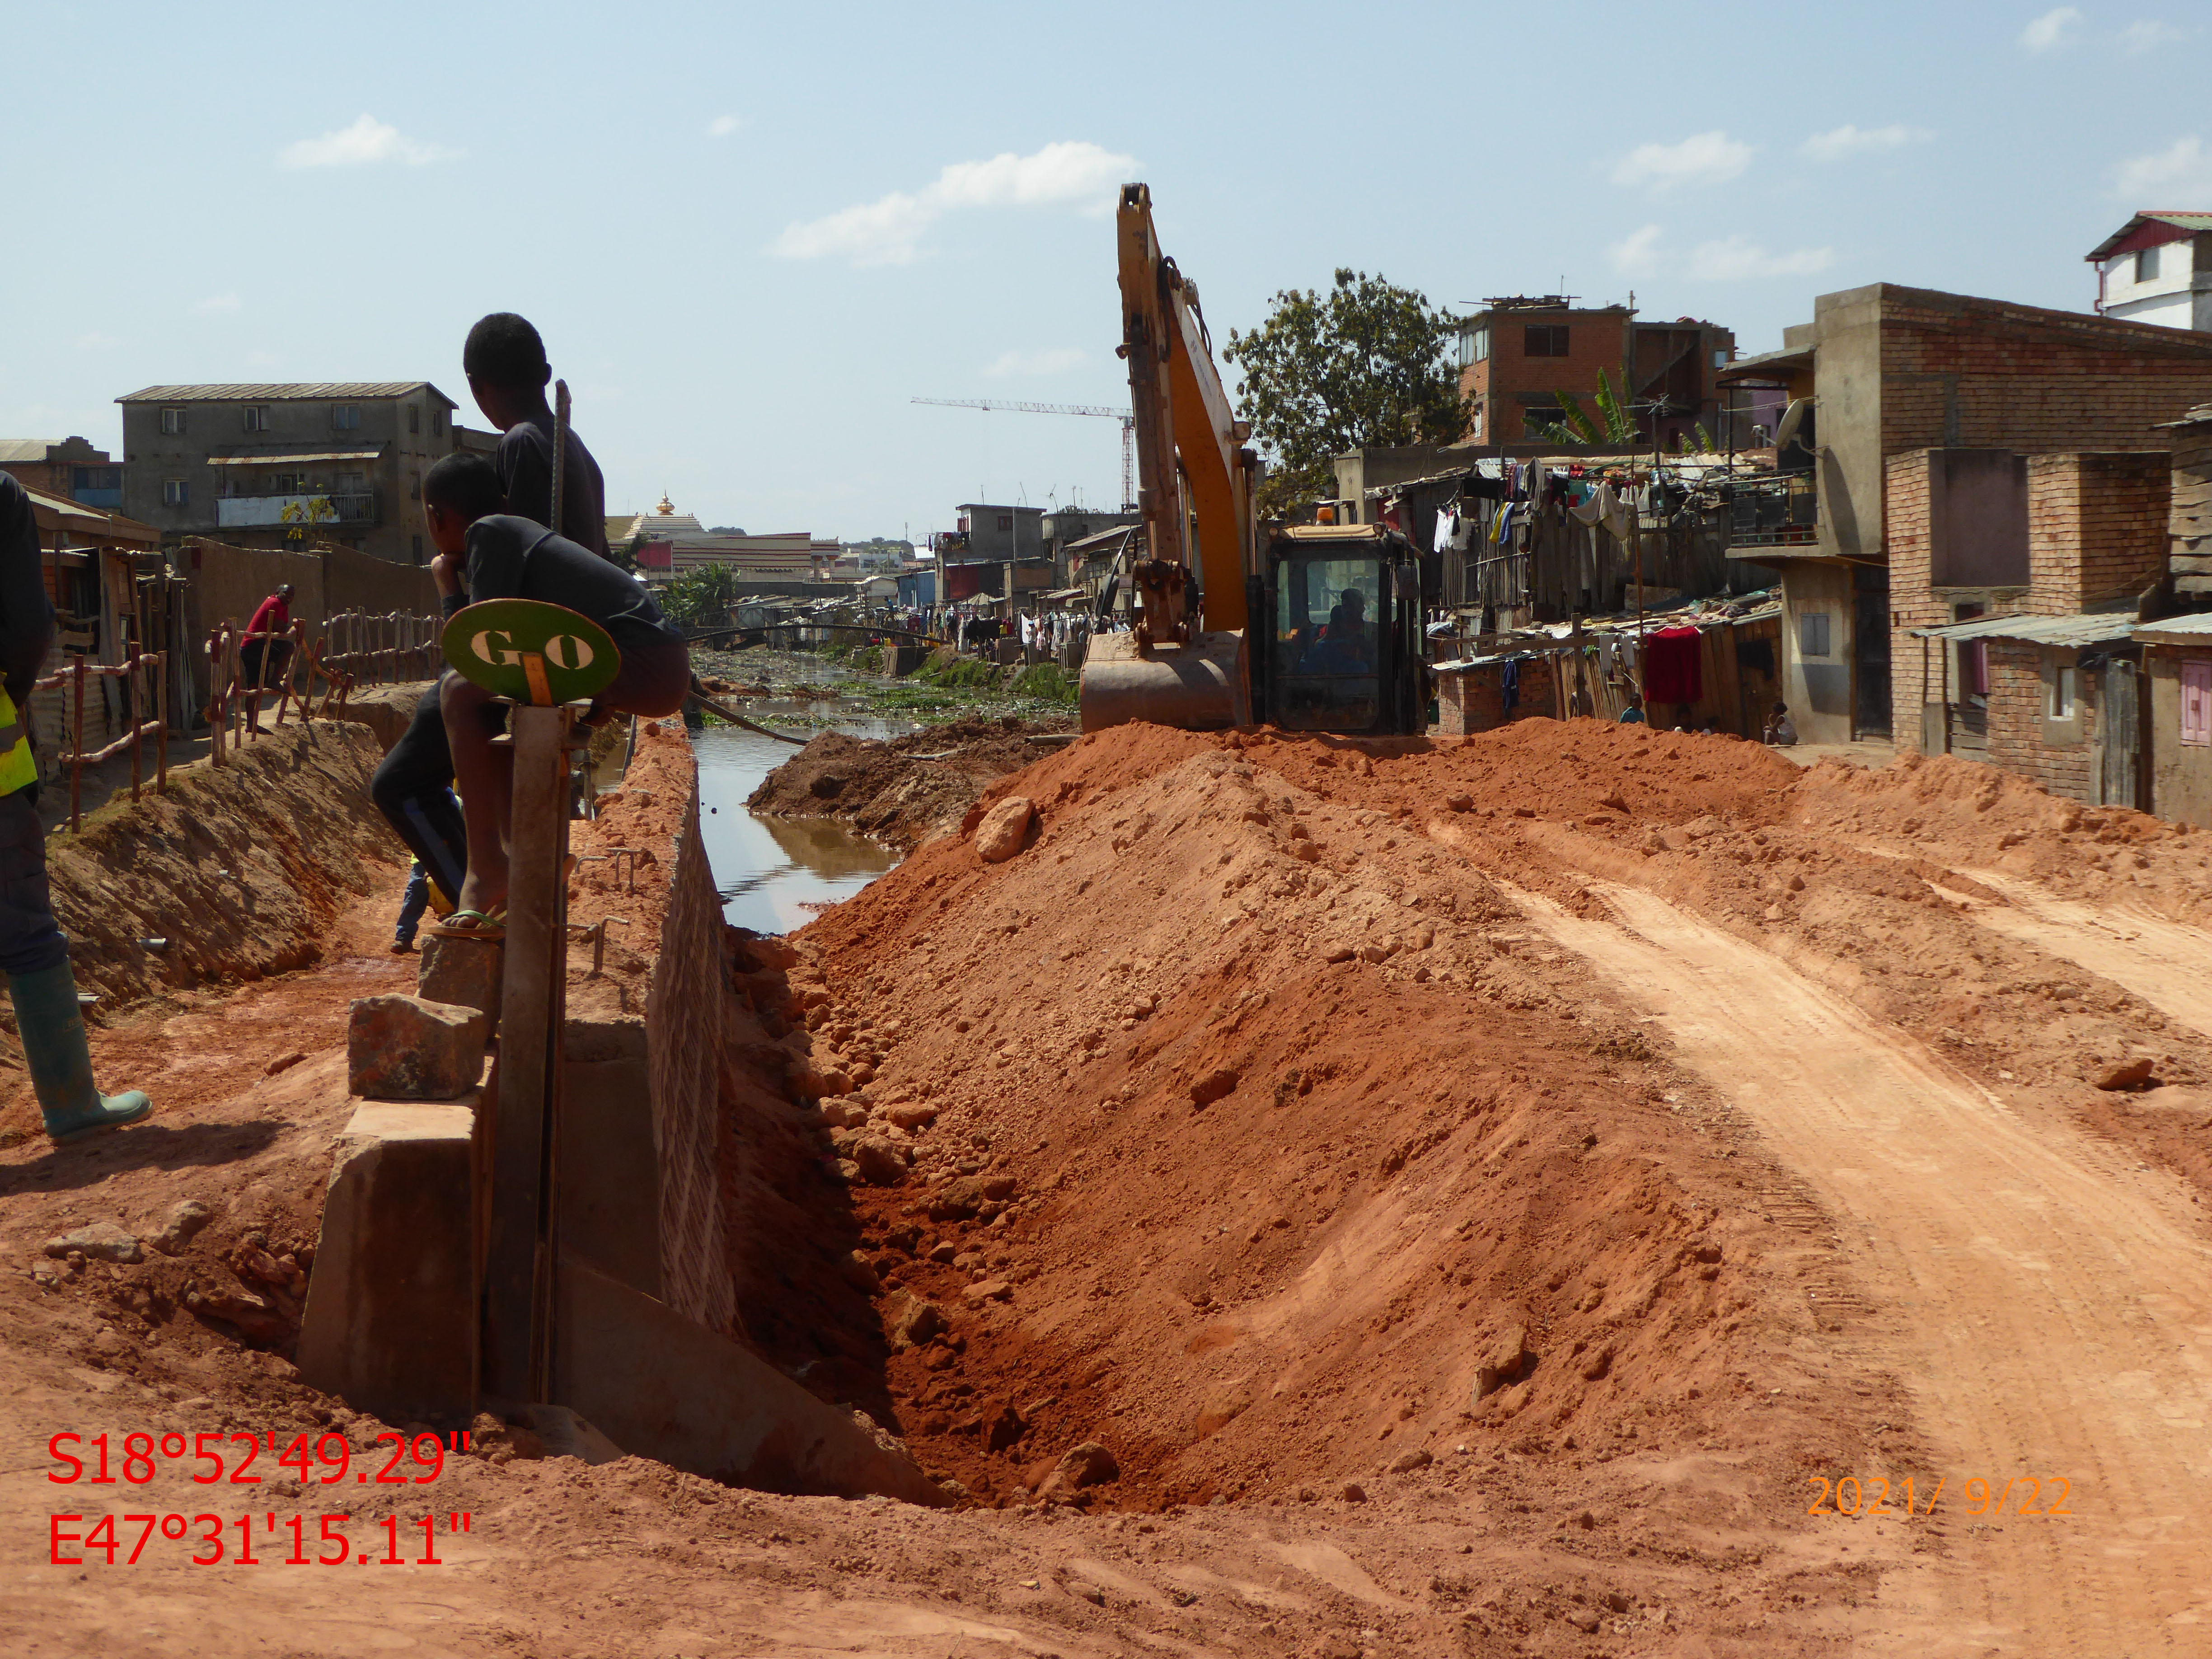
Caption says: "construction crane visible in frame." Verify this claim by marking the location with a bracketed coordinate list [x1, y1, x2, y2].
[910, 397, 1135, 512]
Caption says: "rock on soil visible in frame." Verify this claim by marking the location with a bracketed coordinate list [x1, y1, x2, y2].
[973, 796, 1036, 862]
[747, 717, 1074, 851]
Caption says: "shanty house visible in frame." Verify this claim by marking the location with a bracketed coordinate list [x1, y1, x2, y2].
[2134, 403, 2212, 825]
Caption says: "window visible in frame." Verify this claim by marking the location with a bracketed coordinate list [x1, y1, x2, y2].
[2182, 660, 2212, 747]
[408, 404, 421, 436]
[1713, 348, 1729, 370]
[1457, 325, 1490, 368]
[2049, 663, 2076, 720]
[331, 404, 360, 431]
[1474, 325, 1490, 362]
[409, 469, 422, 501]
[1524, 324, 1569, 358]
[244, 405, 272, 431]
[1798, 611, 1831, 658]
[2137, 244, 2161, 283]
[997, 515, 1012, 532]
[162, 478, 189, 507]
[1521, 407, 1565, 440]
[269, 472, 304, 493]
[431, 407, 445, 436]
[412, 534, 424, 564]
[159, 408, 187, 436]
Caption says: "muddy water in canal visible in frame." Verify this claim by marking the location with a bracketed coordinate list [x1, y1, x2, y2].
[690, 697, 908, 934]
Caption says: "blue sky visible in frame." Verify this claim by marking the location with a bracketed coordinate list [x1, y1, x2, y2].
[5, 1, 2208, 543]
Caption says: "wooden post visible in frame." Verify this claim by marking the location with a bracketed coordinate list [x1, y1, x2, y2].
[481, 695, 575, 1403]
[69, 657, 84, 832]
[128, 653, 142, 802]
[155, 649, 168, 792]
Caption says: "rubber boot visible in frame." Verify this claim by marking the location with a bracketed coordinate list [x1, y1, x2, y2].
[9, 962, 152, 1144]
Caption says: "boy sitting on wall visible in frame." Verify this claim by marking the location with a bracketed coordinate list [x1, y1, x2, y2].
[421, 452, 689, 933]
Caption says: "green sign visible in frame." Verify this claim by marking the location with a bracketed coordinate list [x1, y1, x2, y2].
[441, 600, 622, 706]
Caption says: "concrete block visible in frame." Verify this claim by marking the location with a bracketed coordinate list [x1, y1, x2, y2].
[297, 1101, 478, 1424]
[417, 935, 503, 1024]
[557, 1056, 661, 1296]
[348, 994, 489, 1101]
[551, 1254, 948, 1505]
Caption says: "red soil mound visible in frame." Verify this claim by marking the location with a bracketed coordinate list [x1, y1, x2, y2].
[746, 722, 1898, 1558]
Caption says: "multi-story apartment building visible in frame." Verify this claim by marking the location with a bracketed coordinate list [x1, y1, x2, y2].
[1454, 297, 1735, 450]
[116, 382, 459, 565]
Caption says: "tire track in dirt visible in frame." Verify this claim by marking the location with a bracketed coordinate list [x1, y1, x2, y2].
[1505, 877, 2212, 1654]
[1950, 870, 2212, 1044]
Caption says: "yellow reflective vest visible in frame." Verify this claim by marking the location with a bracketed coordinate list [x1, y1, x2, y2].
[0, 689, 36, 796]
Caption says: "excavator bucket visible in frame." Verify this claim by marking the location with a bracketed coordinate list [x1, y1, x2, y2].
[1079, 630, 1249, 733]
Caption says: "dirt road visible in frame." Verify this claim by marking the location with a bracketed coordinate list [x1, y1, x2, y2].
[1514, 875, 2212, 1652]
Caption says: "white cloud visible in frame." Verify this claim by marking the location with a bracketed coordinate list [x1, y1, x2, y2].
[1800, 123, 1933, 163]
[2020, 6, 2081, 51]
[2112, 134, 2212, 201]
[1607, 224, 1665, 278]
[1609, 131, 1752, 192]
[981, 347, 1088, 379]
[708, 114, 742, 138]
[197, 293, 241, 314]
[1687, 236, 1837, 280]
[277, 114, 457, 169]
[2121, 19, 2186, 52]
[771, 140, 1136, 266]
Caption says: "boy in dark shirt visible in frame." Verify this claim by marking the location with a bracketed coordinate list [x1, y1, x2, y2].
[467, 311, 607, 552]
[422, 453, 689, 927]
[370, 311, 608, 903]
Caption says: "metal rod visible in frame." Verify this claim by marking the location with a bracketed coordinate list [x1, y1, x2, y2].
[155, 649, 168, 792]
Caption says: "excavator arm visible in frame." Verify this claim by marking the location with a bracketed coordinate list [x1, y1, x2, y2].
[1115, 183, 1255, 641]
[1079, 185, 1256, 733]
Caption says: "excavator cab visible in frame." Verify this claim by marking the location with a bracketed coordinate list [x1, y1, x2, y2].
[1251, 525, 1425, 736]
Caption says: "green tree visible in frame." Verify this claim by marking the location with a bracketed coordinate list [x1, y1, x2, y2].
[604, 533, 641, 576]
[661, 559, 745, 627]
[1532, 367, 1639, 449]
[279, 494, 337, 547]
[1223, 269, 1468, 516]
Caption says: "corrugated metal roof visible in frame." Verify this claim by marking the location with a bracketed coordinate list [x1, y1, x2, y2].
[205, 450, 384, 465]
[2132, 611, 2212, 643]
[2086, 211, 2212, 262]
[117, 382, 456, 405]
[0, 440, 58, 464]
[1907, 609, 2139, 647]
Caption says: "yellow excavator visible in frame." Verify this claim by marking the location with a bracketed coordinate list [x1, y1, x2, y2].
[1079, 183, 1428, 737]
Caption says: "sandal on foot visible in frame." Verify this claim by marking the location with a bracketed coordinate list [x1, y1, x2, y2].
[428, 909, 506, 942]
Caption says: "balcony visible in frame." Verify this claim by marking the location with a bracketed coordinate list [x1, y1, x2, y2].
[1726, 473, 1818, 548]
[216, 492, 377, 529]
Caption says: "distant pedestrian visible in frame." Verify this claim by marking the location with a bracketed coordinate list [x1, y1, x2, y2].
[392, 860, 431, 953]
[241, 583, 295, 690]
[1618, 692, 1646, 725]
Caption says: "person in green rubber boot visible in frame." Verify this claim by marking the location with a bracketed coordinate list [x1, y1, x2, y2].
[0, 473, 151, 1143]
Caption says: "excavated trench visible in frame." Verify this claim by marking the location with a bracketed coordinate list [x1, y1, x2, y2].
[11, 701, 2212, 1655]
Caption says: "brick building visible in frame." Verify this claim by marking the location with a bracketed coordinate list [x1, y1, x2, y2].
[1434, 651, 1558, 736]
[1901, 450, 2173, 806]
[1454, 298, 1733, 451]
[1721, 283, 2212, 745]
[0, 437, 122, 508]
